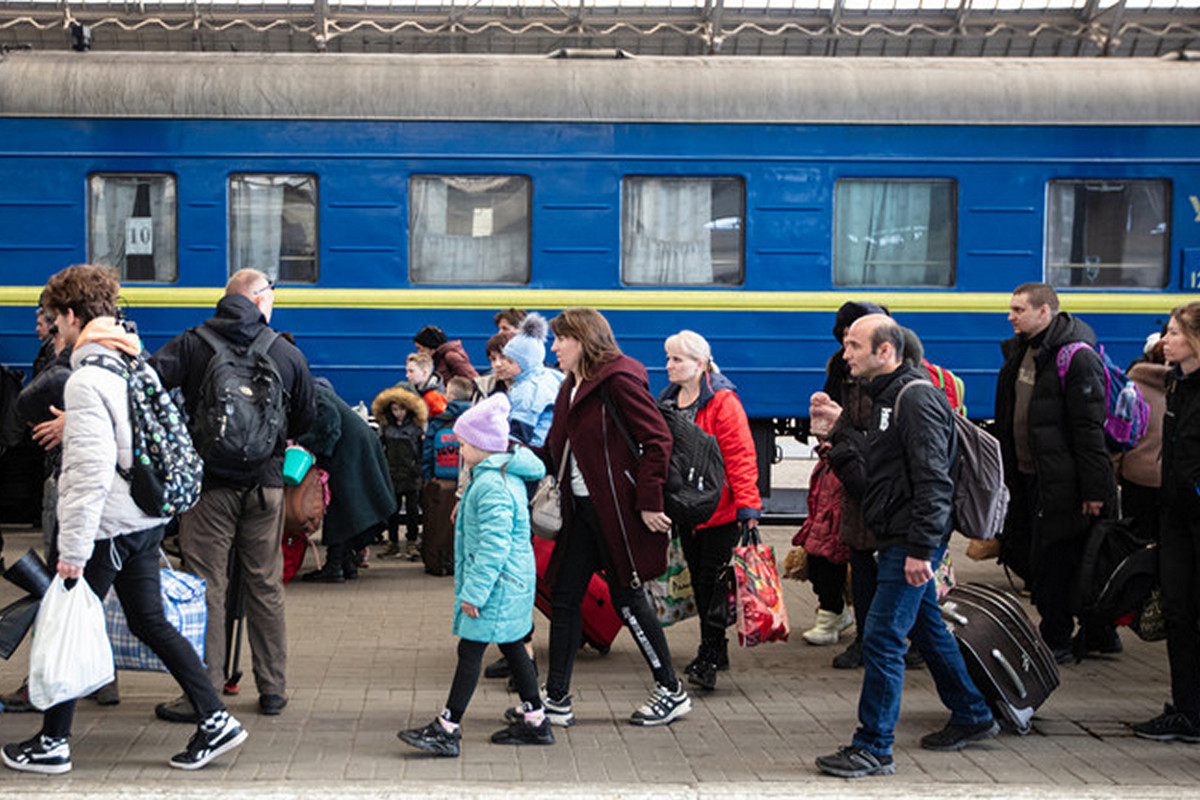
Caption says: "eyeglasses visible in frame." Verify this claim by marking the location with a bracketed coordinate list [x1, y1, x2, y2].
[253, 281, 276, 296]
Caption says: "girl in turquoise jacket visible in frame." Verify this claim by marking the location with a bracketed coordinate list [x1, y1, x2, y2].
[397, 393, 552, 758]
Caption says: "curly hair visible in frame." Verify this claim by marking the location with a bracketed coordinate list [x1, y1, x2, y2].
[40, 264, 119, 326]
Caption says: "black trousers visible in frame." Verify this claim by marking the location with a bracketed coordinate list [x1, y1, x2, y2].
[445, 638, 540, 723]
[1120, 478, 1160, 543]
[387, 489, 421, 544]
[43, 525, 224, 738]
[546, 496, 677, 699]
[808, 553, 848, 614]
[1160, 503, 1200, 722]
[848, 547, 878, 640]
[679, 521, 739, 647]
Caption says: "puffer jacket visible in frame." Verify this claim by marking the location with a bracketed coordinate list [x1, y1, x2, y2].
[434, 339, 479, 382]
[837, 364, 956, 562]
[507, 365, 564, 448]
[1117, 361, 1168, 489]
[453, 446, 546, 643]
[995, 312, 1115, 546]
[372, 384, 429, 493]
[658, 372, 761, 529]
[1162, 365, 1200, 515]
[58, 323, 169, 568]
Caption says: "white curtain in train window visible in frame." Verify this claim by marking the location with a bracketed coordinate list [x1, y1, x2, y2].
[1045, 181, 1169, 290]
[230, 176, 285, 282]
[88, 175, 176, 282]
[835, 181, 950, 287]
[409, 176, 528, 284]
[623, 179, 713, 285]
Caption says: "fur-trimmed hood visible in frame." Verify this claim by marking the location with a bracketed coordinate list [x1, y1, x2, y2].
[373, 383, 429, 428]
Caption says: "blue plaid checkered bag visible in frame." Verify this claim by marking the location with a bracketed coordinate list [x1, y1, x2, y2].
[103, 561, 206, 672]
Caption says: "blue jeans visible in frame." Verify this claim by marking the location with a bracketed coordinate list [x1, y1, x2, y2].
[852, 543, 992, 757]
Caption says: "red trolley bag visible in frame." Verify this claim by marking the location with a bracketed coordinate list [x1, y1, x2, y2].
[940, 582, 1060, 734]
[532, 536, 622, 654]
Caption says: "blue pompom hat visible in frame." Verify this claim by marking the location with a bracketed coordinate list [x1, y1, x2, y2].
[502, 312, 548, 375]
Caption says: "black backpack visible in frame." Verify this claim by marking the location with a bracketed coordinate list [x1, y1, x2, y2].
[1070, 517, 1158, 653]
[600, 387, 725, 530]
[192, 326, 286, 472]
[80, 353, 203, 517]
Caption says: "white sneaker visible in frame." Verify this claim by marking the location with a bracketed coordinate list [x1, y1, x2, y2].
[630, 682, 691, 727]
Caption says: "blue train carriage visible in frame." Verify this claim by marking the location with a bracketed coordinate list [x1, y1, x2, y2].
[1, 51, 1199, 498]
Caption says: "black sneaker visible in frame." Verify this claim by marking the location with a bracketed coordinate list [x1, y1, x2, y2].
[630, 681, 691, 727]
[1132, 704, 1200, 743]
[490, 718, 555, 746]
[920, 718, 1000, 751]
[169, 715, 248, 770]
[259, 693, 288, 716]
[397, 719, 461, 757]
[2, 734, 71, 775]
[484, 656, 511, 679]
[832, 639, 863, 670]
[505, 689, 574, 727]
[686, 660, 717, 692]
[815, 745, 895, 778]
[156, 693, 200, 724]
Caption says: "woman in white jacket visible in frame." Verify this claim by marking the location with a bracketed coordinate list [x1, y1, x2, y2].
[2, 265, 247, 775]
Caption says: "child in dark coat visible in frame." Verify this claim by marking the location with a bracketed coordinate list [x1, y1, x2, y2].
[372, 384, 428, 560]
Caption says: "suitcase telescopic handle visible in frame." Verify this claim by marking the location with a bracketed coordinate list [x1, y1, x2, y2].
[991, 649, 1028, 700]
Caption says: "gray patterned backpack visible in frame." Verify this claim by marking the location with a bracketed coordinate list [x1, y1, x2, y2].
[81, 353, 203, 517]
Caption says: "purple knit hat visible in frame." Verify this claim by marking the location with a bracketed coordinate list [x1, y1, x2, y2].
[453, 393, 511, 453]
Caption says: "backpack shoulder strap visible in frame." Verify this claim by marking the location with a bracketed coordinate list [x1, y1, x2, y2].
[248, 328, 280, 362]
[79, 352, 131, 381]
[1056, 341, 1092, 388]
[193, 324, 234, 361]
[893, 378, 936, 421]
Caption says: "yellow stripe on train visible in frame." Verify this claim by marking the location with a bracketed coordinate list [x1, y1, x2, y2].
[0, 286, 1194, 314]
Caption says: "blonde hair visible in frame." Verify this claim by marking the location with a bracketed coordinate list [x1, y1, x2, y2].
[665, 329, 719, 373]
[446, 376, 474, 401]
[406, 351, 433, 369]
[1170, 302, 1200, 363]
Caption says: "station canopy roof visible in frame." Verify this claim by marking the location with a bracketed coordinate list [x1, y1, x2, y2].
[0, 0, 1196, 55]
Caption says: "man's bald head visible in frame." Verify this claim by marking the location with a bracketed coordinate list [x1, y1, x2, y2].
[843, 313, 905, 379]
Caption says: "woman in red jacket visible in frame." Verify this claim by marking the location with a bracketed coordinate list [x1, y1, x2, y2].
[540, 308, 691, 727]
[659, 330, 762, 692]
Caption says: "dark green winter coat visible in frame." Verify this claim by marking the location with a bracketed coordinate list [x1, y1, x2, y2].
[298, 382, 398, 546]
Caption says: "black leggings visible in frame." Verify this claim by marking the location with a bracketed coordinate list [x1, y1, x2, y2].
[679, 521, 739, 646]
[445, 638, 540, 723]
[546, 496, 677, 699]
[808, 553, 847, 614]
[43, 526, 224, 738]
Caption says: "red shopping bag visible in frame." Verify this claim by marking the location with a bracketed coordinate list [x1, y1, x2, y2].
[732, 526, 790, 647]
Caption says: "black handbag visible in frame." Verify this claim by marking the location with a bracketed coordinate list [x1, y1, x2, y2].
[705, 523, 758, 629]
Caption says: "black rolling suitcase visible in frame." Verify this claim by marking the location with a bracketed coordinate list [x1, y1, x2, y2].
[940, 582, 1059, 735]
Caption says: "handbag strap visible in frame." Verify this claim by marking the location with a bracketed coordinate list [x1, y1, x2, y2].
[556, 439, 571, 483]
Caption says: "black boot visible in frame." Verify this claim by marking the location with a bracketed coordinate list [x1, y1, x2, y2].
[301, 560, 345, 584]
[685, 641, 720, 692]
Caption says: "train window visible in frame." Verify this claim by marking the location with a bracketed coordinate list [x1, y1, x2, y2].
[229, 174, 319, 284]
[87, 174, 178, 283]
[833, 179, 956, 287]
[1046, 180, 1170, 290]
[621, 177, 744, 286]
[409, 175, 530, 284]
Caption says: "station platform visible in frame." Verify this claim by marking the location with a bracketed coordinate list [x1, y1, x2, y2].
[0, 525, 1197, 800]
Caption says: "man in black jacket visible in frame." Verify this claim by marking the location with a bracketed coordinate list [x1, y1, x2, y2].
[994, 283, 1117, 663]
[150, 269, 316, 721]
[816, 315, 995, 779]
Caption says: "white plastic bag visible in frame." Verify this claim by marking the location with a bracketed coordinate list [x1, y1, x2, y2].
[28, 575, 114, 710]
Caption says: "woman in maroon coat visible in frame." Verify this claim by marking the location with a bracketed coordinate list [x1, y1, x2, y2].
[540, 307, 691, 728]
